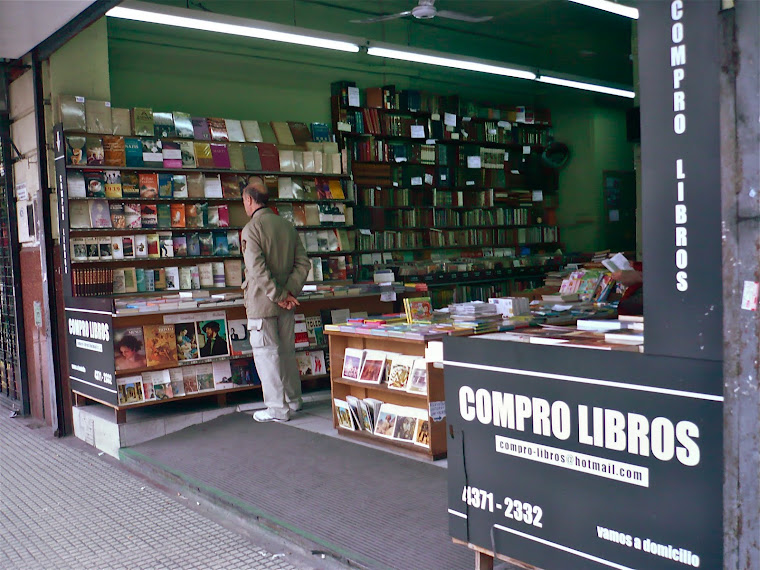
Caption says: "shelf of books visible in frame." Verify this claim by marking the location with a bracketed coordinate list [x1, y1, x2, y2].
[328, 330, 446, 460]
[330, 81, 561, 307]
[52, 96, 399, 420]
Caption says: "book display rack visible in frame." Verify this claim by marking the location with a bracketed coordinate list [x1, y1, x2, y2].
[53, 97, 393, 421]
[327, 328, 446, 460]
[330, 82, 561, 306]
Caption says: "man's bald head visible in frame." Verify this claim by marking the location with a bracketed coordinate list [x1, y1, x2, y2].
[243, 176, 269, 206]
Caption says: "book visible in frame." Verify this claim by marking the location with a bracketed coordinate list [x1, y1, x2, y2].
[111, 236, 124, 259]
[59, 94, 86, 131]
[295, 352, 313, 377]
[208, 117, 229, 141]
[159, 232, 174, 256]
[210, 143, 231, 169]
[228, 319, 252, 355]
[151, 370, 174, 400]
[404, 297, 433, 324]
[242, 144, 262, 171]
[292, 204, 307, 226]
[114, 327, 147, 371]
[121, 172, 139, 197]
[191, 117, 211, 140]
[85, 237, 99, 259]
[168, 368, 185, 397]
[357, 350, 386, 383]
[89, 199, 112, 228]
[342, 348, 364, 380]
[67, 172, 86, 198]
[141, 204, 158, 228]
[71, 238, 87, 261]
[179, 141, 196, 168]
[132, 107, 154, 136]
[198, 263, 214, 288]
[174, 322, 199, 361]
[256, 143, 280, 171]
[117, 375, 144, 405]
[121, 236, 135, 258]
[271, 121, 296, 145]
[310, 122, 331, 142]
[231, 359, 258, 386]
[204, 175, 223, 198]
[186, 203, 207, 228]
[104, 170, 122, 198]
[98, 236, 112, 260]
[143, 324, 178, 367]
[182, 366, 199, 394]
[288, 121, 312, 145]
[387, 354, 415, 390]
[170, 203, 186, 227]
[310, 350, 327, 376]
[124, 203, 141, 228]
[194, 142, 214, 168]
[393, 412, 417, 442]
[305, 315, 324, 346]
[138, 173, 158, 199]
[373, 404, 398, 439]
[161, 140, 183, 168]
[225, 119, 246, 142]
[84, 171, 105, 198]
[195, 363, 215, 391]
[111, 108, 132, 135]
[178, 265, 192, 289]
[66, 135, 87, 165]
[146, 233, 160, 258]
[334, 398, 357, 431]
[213, 232, 229, 256]
[186, 173, 205, 198]
[69, 203, 91, 229]
[84, 99, 112, 134]
[123, 267, 137, 293]
[220, 174, 241, 199]
[103, 136, 126, 167]
[241, 120, 263, 142]
[173, 111, 194, 138]
[213, 360, 235, 389]
[227, 143, 245, 170]
[141, 138, 163, 168]
[172, 174, 188, 198]
[227, 230, 241, 255]
[294, 315, 309, 348]
[196, 318, 229, 357]
[158, 173, 173, 199]
[109, 203, 126, 228]
[153, 111, 176, 138]
[212, 261, 226, 287]
[123, 138, 143, 167]
[186, 232, 201, 256]
[406, 359, 428, 394]
[223, 259, 242, 287]
[134, 234, 148, 257]
[112, 269, 126, 294]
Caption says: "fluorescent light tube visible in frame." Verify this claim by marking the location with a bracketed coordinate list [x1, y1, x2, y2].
[538, 75, 635, 98]
[367, 46, 536, 81]
[106, 2, 360, 52]
[568, 0, 639, 19]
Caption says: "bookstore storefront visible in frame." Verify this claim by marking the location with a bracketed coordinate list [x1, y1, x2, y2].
[10, 0, 758, 567]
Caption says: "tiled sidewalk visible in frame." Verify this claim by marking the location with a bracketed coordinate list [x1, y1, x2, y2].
[0, 409, 328, 570]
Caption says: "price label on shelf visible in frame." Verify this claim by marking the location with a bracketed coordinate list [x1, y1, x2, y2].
[466, 180, 475, 186]
[444, 112, 457, 127]
[424, 173, 434, 185]
[337, 122, 351, 132]
[394, 157, 408, 163]
[348, 86, 360, 107]
[411, 176, 423, 186]
[498, 120, 512, 130]
[532, 190, 544, 202]
[359, 229, 372, 235]
[450, 132, 460, 140]
[426, 139, 436, 145]
[380, 291, 396, 302]
[411, 125, 425, 138]
[467, 155, 482, 169]
[431, 113, 441, 121]
[504, 152, 509, 162]
[429, 401, 446, 422]
[523, 145, 531, 155]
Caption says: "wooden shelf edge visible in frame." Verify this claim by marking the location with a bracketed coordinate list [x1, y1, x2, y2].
[336, 425, 444, 460]
[331, 376, 429, 399]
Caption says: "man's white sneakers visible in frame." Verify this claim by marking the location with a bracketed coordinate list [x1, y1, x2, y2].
[253, 410, 289, 422]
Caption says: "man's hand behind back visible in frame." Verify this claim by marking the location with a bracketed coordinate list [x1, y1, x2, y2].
[277, 293, 301, 311]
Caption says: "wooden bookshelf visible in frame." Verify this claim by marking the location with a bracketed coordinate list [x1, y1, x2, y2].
[326, 329, 447, 460]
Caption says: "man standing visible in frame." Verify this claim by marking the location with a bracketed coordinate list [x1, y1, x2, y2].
[241, 176, 311, 422]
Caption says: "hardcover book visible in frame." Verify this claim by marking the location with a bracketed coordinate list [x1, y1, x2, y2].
[103, 136, 126, 166]
[208, 118, 229, 141]
[104, 170, 122, 198]
[143, 324, 179, 367]
[124, 138, 144, 167]
[88, 199, 112, 228]
[84, 171, 105, 198]
[114, 327, 147, 371]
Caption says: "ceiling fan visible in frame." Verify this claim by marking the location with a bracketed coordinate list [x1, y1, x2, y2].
[350, 0, 494, 24]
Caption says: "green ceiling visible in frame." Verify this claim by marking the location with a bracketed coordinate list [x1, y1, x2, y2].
[140, 0, 634, 86]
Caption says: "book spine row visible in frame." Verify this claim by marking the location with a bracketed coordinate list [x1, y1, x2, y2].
[73, 268, 114, 296]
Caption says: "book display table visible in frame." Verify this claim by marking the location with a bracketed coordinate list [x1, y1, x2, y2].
[326, 329, 447, 460]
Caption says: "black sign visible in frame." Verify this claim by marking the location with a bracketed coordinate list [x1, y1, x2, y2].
[444, 339, 722, 569]
[53, 124, 73, 298]
[639, 0, 722, 361]
[65, 298, 117, 405]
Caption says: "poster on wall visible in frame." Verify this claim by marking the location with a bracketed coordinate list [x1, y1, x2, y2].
[444, 339, 722, 569]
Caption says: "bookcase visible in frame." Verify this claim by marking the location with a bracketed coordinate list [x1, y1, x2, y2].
[330, 82, 561, 307]
[326, 329, 447, 460]
[51, 99, 374, 420]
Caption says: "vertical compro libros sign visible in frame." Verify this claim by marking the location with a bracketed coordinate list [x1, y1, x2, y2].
[444, 2, 724, 568]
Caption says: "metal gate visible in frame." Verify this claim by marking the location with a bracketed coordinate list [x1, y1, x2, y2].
[0, 63, 28, 413]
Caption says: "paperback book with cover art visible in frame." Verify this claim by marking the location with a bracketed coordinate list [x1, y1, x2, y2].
[117, 375, 144, 405]
[114, 327, 147, 371]
[212, 360, 235, 390]
[143, 324, 178, 367]
[373, 403, 398, 439]
[182, 366, 199, 394]
[406, 359, 428, 394]
[195, 363, 215, 391]
[358, 350, 386, 384]
[334, 398, 357, 431]
[341, 348, 364, 380]
[227, 319, 252, 356]
[387, 354, 415, 390]
[169, 368, 185, 397]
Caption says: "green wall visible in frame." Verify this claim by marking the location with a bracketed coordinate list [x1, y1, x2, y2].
[103, 17, 633, 253]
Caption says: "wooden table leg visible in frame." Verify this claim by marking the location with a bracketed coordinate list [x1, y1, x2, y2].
[475, 551, 494, 570]
[115, 409, 127, 424]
